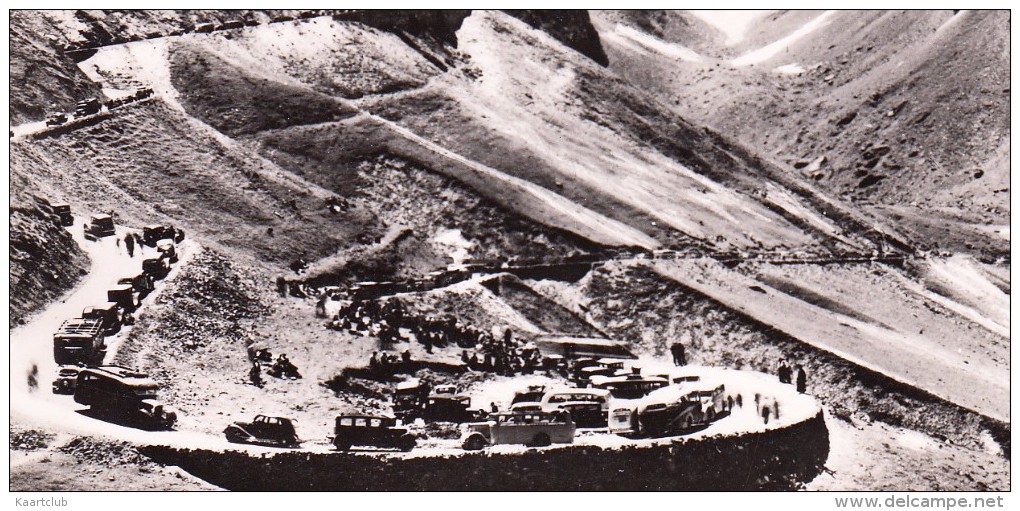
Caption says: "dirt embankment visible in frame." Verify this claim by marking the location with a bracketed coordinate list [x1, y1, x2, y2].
[10, 426, 215, 491]
[8, 172, 90, 328]
[266, 152, 611, 286]
[143, 411, 828, 490]
[571, 262, 1007, 455]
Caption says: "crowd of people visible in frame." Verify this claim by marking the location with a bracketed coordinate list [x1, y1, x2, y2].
[325, 297, 551, 377]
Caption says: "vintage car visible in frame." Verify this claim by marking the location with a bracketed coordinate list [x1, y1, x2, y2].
[422, 385, 473, 422]
[508, 385, 547, 412]
[609, 383, 728, 438]
[332, 415, 416, 452]
[462, 411, 576, 450]
[52, 365, 83, 395]
[224, 415, 301, 447]
[538, 388, 611, 428]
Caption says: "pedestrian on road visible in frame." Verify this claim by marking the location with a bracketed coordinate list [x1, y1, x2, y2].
[671, 342, 687, 366]
[796, 366, 807, 393]
[125, 234, 135, 257]
[778, 362, 792, 384]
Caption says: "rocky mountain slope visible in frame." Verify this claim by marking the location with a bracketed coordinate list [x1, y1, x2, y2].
[8, 9, 1010, 491]
[594, 9, 1010, 259]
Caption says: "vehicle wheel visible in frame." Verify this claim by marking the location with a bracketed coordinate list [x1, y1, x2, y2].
[399, 437, 416, 452]
[706, 409, 717, 422]
[463, 434, 486, 451]
[224, 428, 246, 444]
[335, 441, 352, 452]
[530, 433, 551, 448]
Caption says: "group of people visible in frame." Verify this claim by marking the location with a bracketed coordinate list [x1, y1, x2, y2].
[113, 225, 185, 258]
[459, 328, 546, 376]
[325, 295, 551, 378]
[329, 298, 411, 344]
[247, 348, 301, 387]
[369, 350, 413, 374]
[777, 362, 808, 393]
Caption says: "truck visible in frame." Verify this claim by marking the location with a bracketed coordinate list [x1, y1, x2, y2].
[74, 366, 177, 430]
[74, 98, 101, 117]
[107, 284, 139, 313]
[156, 239, 178, 264]
[53, 318, 105, 365]
[508, 385, 547, 411]
[590, 370, 669, 400]
[84, 214, 115, 239]
[392, 379, 429, 421]
[81, 302, 123, 335]
[48, 203, 74, 227]
[462, 411, 576, 450]
[142, 224, 173, 247]
[142, 257, 171, 280]
[118, 273, 155, 300]
[422, 384, 473, 423]
[45, 113, 68, 126]
[52, 365, 83, 395]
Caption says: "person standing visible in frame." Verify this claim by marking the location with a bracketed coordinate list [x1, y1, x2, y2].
[778, 362, 792, 384]
[124, 234, 135, 257]
[671, 342, 687, 366]
[796, 366, 808, 393]
[249, 362, 263, 388]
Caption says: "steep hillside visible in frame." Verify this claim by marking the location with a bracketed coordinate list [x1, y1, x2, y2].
[169, 42, 358, 136]
[503, 10, 609, 65]
[10, 100, 362, 268]
[8, 170, 90, 328]
[597, 10, 1009, 258]
[369, 11, 889, 253]
[9, 11, 102, 123]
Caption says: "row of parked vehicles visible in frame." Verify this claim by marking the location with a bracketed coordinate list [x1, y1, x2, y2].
[223, 414, 418, 452]
[61, 11, 327, 54]
[49, 212, 185, 431]
[43, 88, 155, 130]
[223, 363, 734, 453]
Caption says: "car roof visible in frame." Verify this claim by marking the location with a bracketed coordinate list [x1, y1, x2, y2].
[336, 415, 396, 421]
[545, 387, 610, 397]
